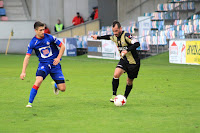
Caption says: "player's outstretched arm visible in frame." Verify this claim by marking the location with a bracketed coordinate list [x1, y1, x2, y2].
[53, 43, 65, 65]
[91, 35, 111, 40]
[20, 55, 31, 80]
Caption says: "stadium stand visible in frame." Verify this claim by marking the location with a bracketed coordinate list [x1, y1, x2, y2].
[141, 0, 200, 53]
[0, 1, 3, 8]
[0, 1, 8, 21]
[1, 16, 8, 21]
[0, 3, 7, 21]
[3, 0, 29, 20]
[0, 8, 6, 16]
[73, 0, 200, 57]
[7, 0, 197, 57]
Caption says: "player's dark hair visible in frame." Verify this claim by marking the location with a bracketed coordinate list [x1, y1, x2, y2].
[112, 20, 121, 28]
[34, 21, 45, 29]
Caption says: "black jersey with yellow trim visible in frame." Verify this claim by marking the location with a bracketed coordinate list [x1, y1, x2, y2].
[97, 31, 140, 64]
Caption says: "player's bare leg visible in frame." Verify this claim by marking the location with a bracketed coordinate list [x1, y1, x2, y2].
[110, 68, 125, 102]
[26, 76, 43, 108]
[57, 83, 66, 92]
[34, 76, 44, 87]
[124, 77, 134, 99]
[114, 68, 125, 78]
[52, 82, 66, 95]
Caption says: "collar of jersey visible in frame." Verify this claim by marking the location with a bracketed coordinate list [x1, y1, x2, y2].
[35, 35, 44, 39]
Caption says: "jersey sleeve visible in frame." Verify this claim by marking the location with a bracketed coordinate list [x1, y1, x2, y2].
[97, 35, 112, 40]
[49, 34, 62, 47]
[26, 42, 33, 55]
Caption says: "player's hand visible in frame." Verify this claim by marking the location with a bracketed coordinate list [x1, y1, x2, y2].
[121, 50, 128, 57]
[91, 35, 98, 40]
[53, 58, 60, 65]
[20, 73, 26, 80]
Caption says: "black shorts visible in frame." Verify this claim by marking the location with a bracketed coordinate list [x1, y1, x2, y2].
[116, 59, 140, 79]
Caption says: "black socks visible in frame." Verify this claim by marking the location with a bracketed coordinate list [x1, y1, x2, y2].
[124, 85, 133, 99]
[112, 78, 133, 99]
[112, 78, 119, 95]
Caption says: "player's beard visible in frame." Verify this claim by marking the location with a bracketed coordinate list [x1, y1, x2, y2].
[115, 32, 121, 37]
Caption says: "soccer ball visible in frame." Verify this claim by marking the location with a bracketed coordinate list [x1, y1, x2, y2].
[114, 95, 127, 106]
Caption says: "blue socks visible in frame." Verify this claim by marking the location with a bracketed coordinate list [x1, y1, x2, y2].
[28, 85, 39, 103]
[54, 83, 58, 89]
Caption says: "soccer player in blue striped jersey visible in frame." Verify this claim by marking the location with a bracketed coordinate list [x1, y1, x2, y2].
[20, 21, 66, 108]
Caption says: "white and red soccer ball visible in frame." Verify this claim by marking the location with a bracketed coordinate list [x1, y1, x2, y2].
[114, 95, 127, 106]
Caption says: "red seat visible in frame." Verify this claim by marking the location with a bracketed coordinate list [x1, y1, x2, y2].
[0, 1, 3, 8]
[1, 16, 8, 21]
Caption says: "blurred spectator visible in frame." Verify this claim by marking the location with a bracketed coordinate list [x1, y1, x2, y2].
[94, 7, 98, 20]
[44, 24, 51, 34]
[90, 7, 96, 20]
[72, 12, 84, 26]
[54, 19, 64, 32]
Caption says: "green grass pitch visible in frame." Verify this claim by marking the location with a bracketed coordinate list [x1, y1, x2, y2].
[0, 52, 199, 133]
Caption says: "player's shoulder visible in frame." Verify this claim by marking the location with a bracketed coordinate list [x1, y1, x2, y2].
[29, 36, 38, 46]
[124, 32, 133, 39]
[44, 33, 52, 38]
[45, 33, 56, 40]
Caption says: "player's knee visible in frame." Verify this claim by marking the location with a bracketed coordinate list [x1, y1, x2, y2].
[127, 82, 133, 86]
[60, 88, 65, 92]
[113, 74, 120, 79]
[127, 82, 132, 86]
[35, 76, 43, 85]
[59, 86, 66, 92]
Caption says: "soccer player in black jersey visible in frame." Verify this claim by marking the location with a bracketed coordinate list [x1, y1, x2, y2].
[92, 20, 140, 102]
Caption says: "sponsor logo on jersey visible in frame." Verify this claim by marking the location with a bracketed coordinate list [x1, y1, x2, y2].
[118, 46, 128, 51]
[39, 46, 53, 58]
[46, 41, 50, 45]
[42, 49, 49, 55]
